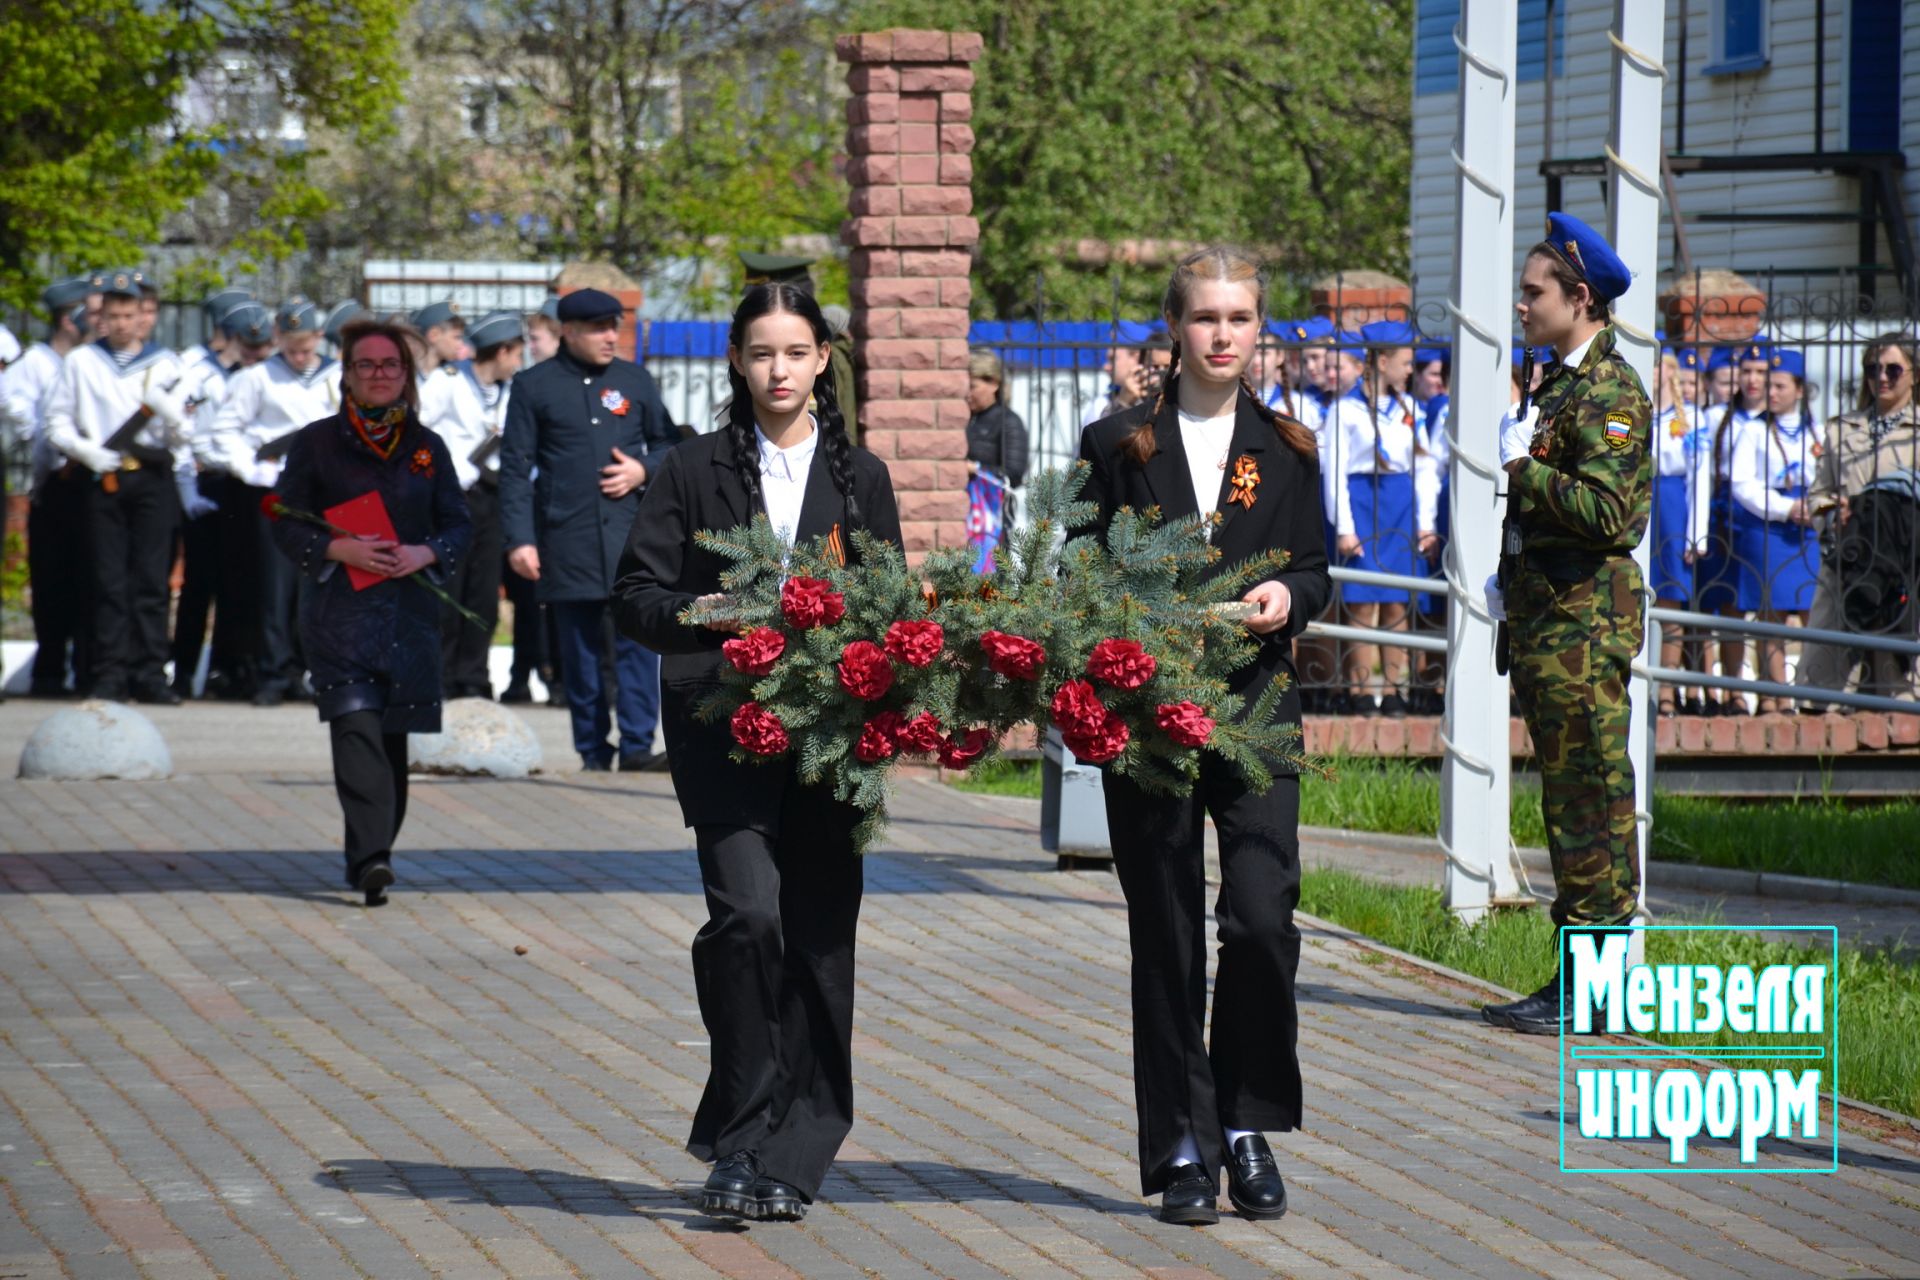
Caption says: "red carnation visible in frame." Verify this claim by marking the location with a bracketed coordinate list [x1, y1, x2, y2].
[1087, 638, 1158, 689]
[1064, 711, 1130, 764]
[1155, 701, 1216, 748]
[980, 630, 1046, 681]
[937, 726, 993, 769]
[722, 627, 786, 676]
[259, 492, 286, 521]
[780, 576, 845, 630]
[884, 619, 945, 668]
[1049, 679, 1108, 736]
[729, 702, 789, 756]
[855, 711, 907, 762]
[897, 711, 944, 755]
[836, 640, 895, 700]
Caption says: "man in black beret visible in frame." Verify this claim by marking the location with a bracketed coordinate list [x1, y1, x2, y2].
[498, 288, 681, 771]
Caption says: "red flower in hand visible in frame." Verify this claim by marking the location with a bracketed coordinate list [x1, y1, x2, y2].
[1155, 701, 1216, 748]
[722, 627, 786, 676]
[937, 726, 993, 769]
[259, 492, 285, 521]
[884, 619, 944, 668]
[980, 630, 1046, 680]
[1087, 638, 1157, 689]
[898, 711, 944, 755]
[780, 576, 845, 629]
[1049, 678, 1108, 736]
[836, 640, 895, 700]
[1064, 711, 1130, 764]
[729, 702, 789, 756]
[855, 711, 907, 762]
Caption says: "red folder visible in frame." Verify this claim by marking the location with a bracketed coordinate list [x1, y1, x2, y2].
[324, 490, 399, 591]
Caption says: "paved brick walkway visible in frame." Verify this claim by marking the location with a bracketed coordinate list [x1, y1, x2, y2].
[2, 759, 1918, 1277]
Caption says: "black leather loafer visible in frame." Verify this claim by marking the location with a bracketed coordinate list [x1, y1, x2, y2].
[355, 856, 394, 907]
[753, 1176, 807, 1221]
[1158, 1165, 1219, 1226]
[700, 1151, 762, 1220]
[1225, 1134, 1287, 1219]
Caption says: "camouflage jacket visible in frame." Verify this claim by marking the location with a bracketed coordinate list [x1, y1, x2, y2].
[1513, 325, 1652, 555]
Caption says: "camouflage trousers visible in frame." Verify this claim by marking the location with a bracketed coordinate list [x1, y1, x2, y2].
[1507, 556, 1644, 928]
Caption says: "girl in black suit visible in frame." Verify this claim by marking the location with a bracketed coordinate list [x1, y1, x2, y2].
[612, 285, 901, 1223]
[1075, 246, 1331, 1226]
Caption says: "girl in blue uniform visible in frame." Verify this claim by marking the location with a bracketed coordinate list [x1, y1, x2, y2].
[1649, 351, 1713, 716]
[1729, 349, 1822, 711]
[1697, 343, 1771, 713]
[1326, 319, 1427, 717]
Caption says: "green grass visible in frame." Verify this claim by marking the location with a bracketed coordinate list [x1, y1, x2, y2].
[948, 755, 1047, 798]
[1300, 866, 1920, 1118]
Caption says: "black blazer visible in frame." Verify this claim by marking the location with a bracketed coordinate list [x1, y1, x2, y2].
[611, 429, 903, 830]
[497, 347, 681, 603]
[1075, 391, 1331, 766]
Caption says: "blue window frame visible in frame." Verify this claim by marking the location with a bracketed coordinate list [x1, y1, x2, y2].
[1705, 0, 1769, 76]
[1415, 0, 1564, 97]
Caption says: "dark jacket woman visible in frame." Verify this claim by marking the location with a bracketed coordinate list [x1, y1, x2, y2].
[965, 401, 1030, 488]
[610, 428, 902, 832]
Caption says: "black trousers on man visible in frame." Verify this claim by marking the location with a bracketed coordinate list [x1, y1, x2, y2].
[170, 493, 223, 695]
[88, 466, 178, 696]
[440, 479, 502, 697]
[687, 779, 864, 1201]
[27, 467, 94, 694]
[1103, 765, 1303, 1197]
[239, 482, 301, 695]
[329, 709, 410, 886]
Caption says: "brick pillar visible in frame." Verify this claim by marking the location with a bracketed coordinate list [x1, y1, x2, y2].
[836, 29, 982, 558]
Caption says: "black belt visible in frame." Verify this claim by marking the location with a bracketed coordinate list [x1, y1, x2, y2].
[1520, 548, 1617, 582]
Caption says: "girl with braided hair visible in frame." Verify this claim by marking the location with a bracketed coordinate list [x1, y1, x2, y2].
[612, 283, 900, 1224]
[1074, 244, 1331, 1226]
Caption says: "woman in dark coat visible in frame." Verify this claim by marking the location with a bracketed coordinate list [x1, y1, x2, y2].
[270, 318, 472, 906]
[1074, 246, 1331, 1227]
[612, 284, 900, 1224]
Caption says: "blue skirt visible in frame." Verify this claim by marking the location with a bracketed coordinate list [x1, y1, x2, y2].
[1650, 474, 1692, 601]
[1733, 499, 1817, 612]
[1343, 472, 1417, 605]
[1419, 474, 1449, 614]
[1692, 484, 1739, 611]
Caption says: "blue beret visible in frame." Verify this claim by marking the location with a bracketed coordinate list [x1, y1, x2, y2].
[1115, 320, 1163, 345]
[556, 288, 621, 322]
[323, 301, 367, 344]
[1544, 211, 1632, 303]
[1415, 345, 1449, 366]
[94, 268, 141, 299]
[411, 300, 462, 331]
[277, 297, 323, 334]
[1332, 330, 1368, 358]
[467, 309, 526, 350]
[1360, 319, 1419, 348]
[1704, 346, 1734, 371]
[1736, 341, 1771, 366]
[225, 302, 275, 346]
[1769, 348, 1806, 380]
[42, 275, 95, 313]
[1286, 316, 1334, 344]
[1674, 347, 1701, 370]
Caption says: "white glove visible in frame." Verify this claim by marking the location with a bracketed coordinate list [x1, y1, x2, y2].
[1484, 572, 1506, 622]
[1499, 405, 1540, 467]
[142, 380, 188, 434]
[70, 439, 121, 475]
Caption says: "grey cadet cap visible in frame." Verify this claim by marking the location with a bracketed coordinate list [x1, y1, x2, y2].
[277, 296, 324, 335]
[323, 301, 367, 344]
[466, 310, 526, 350]
[226, 302, 275, 346]
[94, 268, 141, 300]
[411, 300, 462, 331]
[42, 275, 95, 313]
[202, 288, 253, 325]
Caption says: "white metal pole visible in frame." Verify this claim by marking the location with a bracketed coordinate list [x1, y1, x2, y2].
[1605, 0, 1668, 964]
[1441, 0, 1521, 921]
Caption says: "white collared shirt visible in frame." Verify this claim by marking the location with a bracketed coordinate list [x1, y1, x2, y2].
[41, 339, 187, 475]
[1177, 407, 1235, 522]
[199, 352, 341, 487]
[422, 360, 513, 489]
[756, 421, 818, 545]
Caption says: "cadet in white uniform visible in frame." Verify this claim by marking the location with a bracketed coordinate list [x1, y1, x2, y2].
[39, 270, 189, 702]
[203, 298, 341, 704]
[420, 309, 525, 698]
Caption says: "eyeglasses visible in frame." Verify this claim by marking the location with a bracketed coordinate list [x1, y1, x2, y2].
[1866, 362, 1907, 382]
[350, 358, 405, 375]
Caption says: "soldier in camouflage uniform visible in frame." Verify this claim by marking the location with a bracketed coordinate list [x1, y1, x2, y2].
[1483, 212, 1652, 1036]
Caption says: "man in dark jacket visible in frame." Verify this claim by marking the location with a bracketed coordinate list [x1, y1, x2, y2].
[499, 288, 681, 771]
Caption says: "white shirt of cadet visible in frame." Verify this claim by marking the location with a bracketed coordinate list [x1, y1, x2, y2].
[1177, 406, 1236, 524]
[200, 352, 341, 489]
[1414, 400, 1451, 538]
[1730, 410, 1824, 524]
[756, 421, 819, 546]
[41, 339, 188, 477]
[1654, 403, 1715, 554]
[1324, 388, 1425, 539]
[422, 360, 513, 490]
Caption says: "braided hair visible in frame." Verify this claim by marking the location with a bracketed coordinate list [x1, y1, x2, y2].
[1121, 245, 1318, 466]
[724, 283, 863, 530]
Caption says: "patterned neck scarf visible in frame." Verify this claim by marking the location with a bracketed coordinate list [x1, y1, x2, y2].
[346, 398, 407, 459]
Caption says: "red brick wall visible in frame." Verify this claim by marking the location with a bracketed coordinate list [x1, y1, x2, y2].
[836, 29, 982, 561]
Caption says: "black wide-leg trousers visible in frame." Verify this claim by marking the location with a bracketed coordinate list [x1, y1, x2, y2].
[1104, 763, 1303, 1196]
[687, 782, 863, 1201]
[329, 710, 409, 885]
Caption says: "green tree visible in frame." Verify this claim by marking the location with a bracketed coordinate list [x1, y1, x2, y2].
[0, 0, 407, 307]
[855, 0, 1412, 317]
